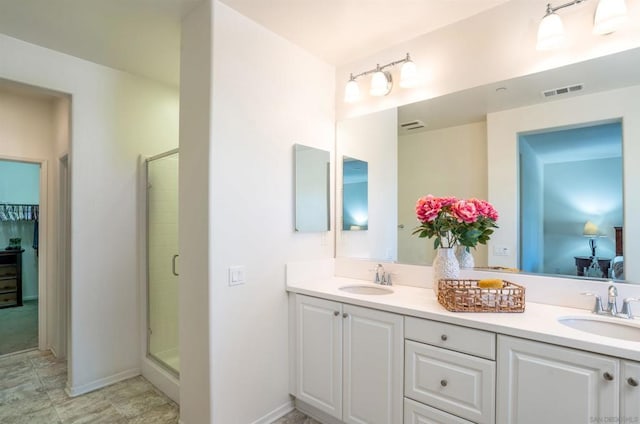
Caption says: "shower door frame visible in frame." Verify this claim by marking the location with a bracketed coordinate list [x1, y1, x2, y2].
[145, 148, 180, 377]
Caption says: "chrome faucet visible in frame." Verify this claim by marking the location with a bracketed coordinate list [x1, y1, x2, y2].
[607, 285, 618, 316]
[373, 263, 391, 286]
[620, 298, 640, 319]
[583, 284, 637, 319]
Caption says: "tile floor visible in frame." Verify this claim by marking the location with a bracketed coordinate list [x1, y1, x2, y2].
[0, 349, 179, 423]
[0, 349, 318, 423]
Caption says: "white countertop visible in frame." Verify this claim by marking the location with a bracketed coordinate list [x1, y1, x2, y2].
[287, 277, 640, 361]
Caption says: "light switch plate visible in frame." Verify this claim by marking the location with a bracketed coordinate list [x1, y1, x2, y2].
[228, 266, 246, 286]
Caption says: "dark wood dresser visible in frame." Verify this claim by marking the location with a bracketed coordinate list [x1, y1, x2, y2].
[0, 249, 24, 308]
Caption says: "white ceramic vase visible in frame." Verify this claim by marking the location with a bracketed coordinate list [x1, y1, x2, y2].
[456, 245, 475, 269]
[432, 247, 460, 295]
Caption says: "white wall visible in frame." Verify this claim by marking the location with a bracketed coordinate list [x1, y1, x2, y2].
[397, 121, 488, 266]
[335, 0, 640, 120]
[543, 157, 622, 275]
[336, 108, 397, 261]
[200, 1, 336, 422]
[487, 85, 640, 281]
[178, 1, 213, 420]
[0, 33, 179, 394]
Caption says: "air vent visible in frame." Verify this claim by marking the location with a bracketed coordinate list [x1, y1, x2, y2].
[400, 119, 426, 131]
[542, 83, 584, 98]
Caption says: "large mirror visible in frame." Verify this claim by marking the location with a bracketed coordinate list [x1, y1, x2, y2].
[336, 47, 640, 283]
[294, 144, 330, 232]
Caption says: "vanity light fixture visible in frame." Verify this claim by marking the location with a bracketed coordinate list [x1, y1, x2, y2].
[536, 0, 628, 50]
[344, 53, 418, 102]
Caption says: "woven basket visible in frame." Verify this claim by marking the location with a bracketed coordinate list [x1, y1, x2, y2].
[437, 279, 525, 313]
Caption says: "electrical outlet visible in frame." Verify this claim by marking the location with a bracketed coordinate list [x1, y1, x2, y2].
[493, 246, 510, 256]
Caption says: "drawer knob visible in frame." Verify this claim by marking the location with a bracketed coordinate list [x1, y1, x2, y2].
[440, 334, 448, 341]
[628, 377, 639, 387]
[440, 379, 448, 387]
[603, 372, 614, 381]
[333, 311, 339, 316]
[343, 313, 349, 318]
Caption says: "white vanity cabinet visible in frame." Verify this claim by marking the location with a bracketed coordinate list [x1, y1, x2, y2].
[404, 317, 496, 424]
[497, 335, 640, 424]
[294, 294, 404, 424]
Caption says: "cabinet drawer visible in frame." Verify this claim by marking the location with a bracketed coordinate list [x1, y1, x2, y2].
[0, 278, 17, 291]
[404, 398, 474, 424]
[0, 292, 17, 307]
[405, 340, 495, 424]
[406, 317, 496, 360]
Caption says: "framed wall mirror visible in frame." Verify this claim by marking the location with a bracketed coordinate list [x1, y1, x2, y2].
[294, 144, 330, 232]
[335, 46, 640, 283]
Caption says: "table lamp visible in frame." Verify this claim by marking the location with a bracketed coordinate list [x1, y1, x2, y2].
[583, 220, 599, 257]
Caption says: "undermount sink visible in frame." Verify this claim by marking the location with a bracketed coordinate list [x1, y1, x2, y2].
[339, 284, 394, 295]
[558, 315, 640, 342]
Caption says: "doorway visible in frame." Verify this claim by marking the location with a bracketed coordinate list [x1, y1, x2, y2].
[0, 159, 41, 355]
[519, 121, 623, 278]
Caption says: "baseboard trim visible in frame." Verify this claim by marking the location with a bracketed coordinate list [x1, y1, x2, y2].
[296, 399, 343, 424]
[250, 400, 294, 424]
[65, 367, 140, 397]
[23, 295, 38, 301]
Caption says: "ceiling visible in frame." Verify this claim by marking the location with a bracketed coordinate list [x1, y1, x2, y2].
[218, 0, 509, 65]
[0, 0, 509, 86]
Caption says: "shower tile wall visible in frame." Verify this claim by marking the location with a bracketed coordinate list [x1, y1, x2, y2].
[148, 155, 179, 372]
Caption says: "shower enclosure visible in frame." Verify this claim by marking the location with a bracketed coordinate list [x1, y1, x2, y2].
[146, 149, 179, 375]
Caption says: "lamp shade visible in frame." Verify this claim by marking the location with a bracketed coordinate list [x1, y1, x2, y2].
[593, 0, 627, 35]
[583, 220, 599, 236]
[537, 12, 566, 50]
[399, 59, 418, 88]
[370, 69, 392, 96]
[344, 77, 360, 103]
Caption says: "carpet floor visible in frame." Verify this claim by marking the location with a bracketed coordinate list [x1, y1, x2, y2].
[0, 300, 38, 355]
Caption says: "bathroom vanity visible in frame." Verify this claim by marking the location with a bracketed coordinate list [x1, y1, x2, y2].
[287, 276, 640, 424]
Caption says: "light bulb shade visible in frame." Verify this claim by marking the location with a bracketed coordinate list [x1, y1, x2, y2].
[593, 0, 627, 35]
[583, 220, 599, 236]
[370, 70, 392, 96]
[344, 78, 361, 103]
[537, 12, 566, 50]
[399, 59, 418, 88]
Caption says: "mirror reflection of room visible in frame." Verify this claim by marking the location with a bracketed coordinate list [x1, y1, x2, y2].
[342, 157, 368, 231]
[519, 121, 623, 280]
[294, 144, 331, 233]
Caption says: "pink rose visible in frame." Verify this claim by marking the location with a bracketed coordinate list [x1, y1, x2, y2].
[416, 195, 442, 223]
[451, 200, 478, 223]
[470, 198, 499, 221]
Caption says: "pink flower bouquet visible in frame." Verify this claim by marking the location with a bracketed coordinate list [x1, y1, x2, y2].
[413, 195, 498, 250]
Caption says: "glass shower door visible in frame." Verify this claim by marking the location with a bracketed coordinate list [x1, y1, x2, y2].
[146, 150, 179, 374]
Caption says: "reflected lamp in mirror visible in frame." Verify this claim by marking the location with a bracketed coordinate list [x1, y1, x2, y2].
[294, 144, 330, 232]
[342, 156, 368, 231]
[583, 220, 600, 257]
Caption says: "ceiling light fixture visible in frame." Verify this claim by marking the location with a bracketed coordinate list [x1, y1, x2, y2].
[536, 0, 627, 50]
[344, 53, 418, 102]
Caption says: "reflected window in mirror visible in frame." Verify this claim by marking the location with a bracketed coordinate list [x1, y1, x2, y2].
[342, 157, 368, 231]
[294, 144, 330, 232]
[518, 121, 623, 278]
